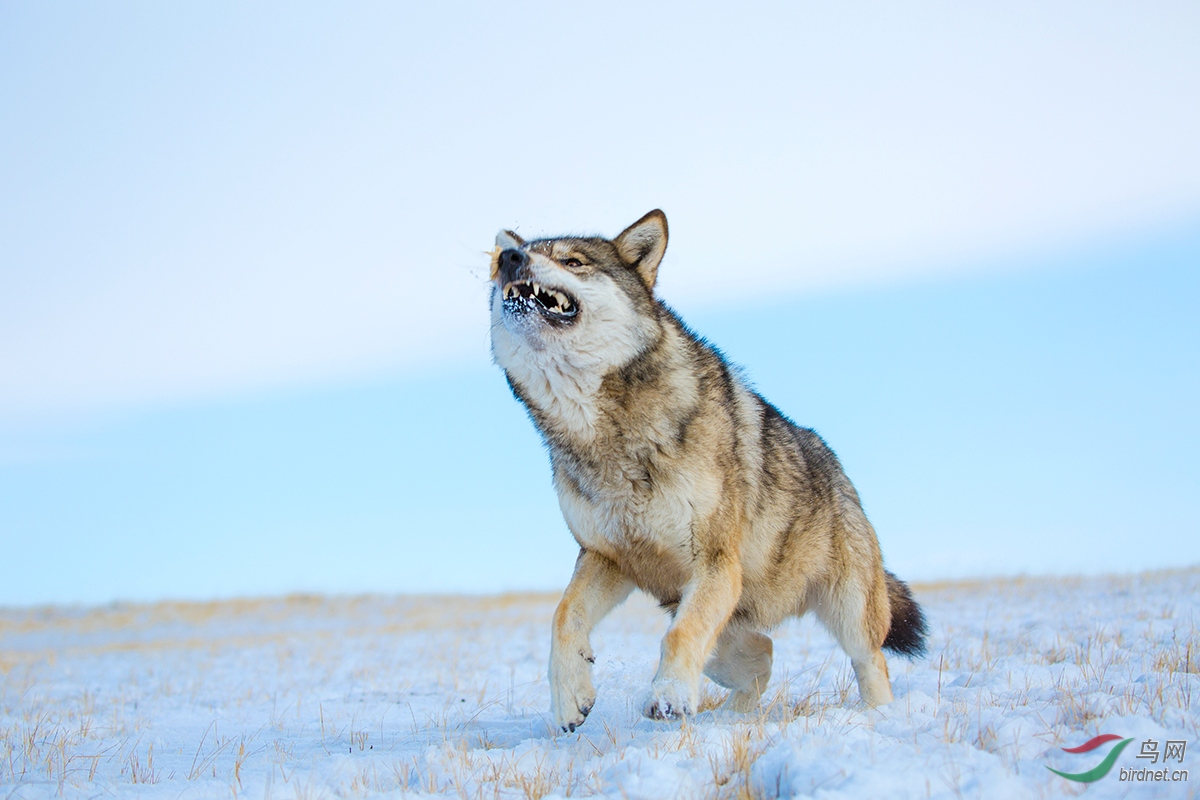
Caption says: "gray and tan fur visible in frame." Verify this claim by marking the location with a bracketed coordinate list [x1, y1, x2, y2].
[488, 210, 926, 732]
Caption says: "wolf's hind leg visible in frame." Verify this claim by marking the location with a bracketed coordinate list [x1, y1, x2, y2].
[812, 576, 894, 707]
[551, 549, 633, 733]
[703, 625, 773, 713]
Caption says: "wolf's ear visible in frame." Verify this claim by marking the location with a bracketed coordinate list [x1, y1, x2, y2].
[614, 210, 668, 289]
[495, 229, 525, 249]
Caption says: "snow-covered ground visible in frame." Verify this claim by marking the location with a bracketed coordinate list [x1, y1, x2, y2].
[2, 570, 1197, 799]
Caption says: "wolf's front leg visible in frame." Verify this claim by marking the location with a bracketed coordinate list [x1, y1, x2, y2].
[550, 549, 633, 733]
[644, 549, 742, 720]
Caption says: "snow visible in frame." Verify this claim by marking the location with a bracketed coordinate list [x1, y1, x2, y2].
[2, 570, 1197, 799]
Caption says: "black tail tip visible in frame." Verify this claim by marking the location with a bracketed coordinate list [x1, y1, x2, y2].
[883, 571, 928, 658]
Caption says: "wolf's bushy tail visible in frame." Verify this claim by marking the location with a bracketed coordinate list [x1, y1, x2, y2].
[882, 571, 928, 657]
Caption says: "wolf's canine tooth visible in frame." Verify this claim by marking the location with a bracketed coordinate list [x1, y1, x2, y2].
[498, 278, 577, 318]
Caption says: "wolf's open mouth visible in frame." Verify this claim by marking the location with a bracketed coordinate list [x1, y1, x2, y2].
[502, 280, 578, 318]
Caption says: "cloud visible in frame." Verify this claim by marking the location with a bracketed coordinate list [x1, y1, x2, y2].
[2, 2, 1199, 421]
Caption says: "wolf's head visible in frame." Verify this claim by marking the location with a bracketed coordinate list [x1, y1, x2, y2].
[489, 210, 669, 383]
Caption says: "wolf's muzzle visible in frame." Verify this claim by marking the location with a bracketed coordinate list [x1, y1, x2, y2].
[497, 248, 529, 285]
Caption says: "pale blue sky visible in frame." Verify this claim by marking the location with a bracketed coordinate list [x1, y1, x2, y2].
[2, 223, 1197, 605]
[1, 3, 1199, 604]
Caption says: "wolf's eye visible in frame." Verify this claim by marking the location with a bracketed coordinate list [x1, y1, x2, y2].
[562, 257, 583, 268]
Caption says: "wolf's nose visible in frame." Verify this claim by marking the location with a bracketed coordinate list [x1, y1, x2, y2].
[498, 248, 530, 284]
[499, 248, 528, 272]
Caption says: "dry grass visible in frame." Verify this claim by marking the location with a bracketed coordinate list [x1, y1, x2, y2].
[2, 569, 1197, 798]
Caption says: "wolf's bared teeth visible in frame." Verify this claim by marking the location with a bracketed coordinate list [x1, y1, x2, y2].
[502, 279, 577, 317]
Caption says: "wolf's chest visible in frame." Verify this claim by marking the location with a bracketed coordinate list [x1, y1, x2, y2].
[553, 454, 721, 574]
[560, 483, 685, 545]
[557, 483, 692, 595]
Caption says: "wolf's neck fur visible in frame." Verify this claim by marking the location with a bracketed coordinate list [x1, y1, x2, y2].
[508, 317, 707, 458]
[506, 347, 609, 440]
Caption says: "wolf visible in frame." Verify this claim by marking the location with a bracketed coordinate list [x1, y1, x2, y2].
[488, 210, 927, 732]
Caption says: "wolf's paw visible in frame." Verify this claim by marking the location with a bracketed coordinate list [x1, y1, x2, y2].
[549, 648, 595, 734]
[551, 689, 594, 734]
[721, 688, 762, 714]
[642, 678, 695, 721]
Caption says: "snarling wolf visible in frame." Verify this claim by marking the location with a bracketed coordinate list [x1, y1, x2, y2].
[489, 210, 927, 732]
